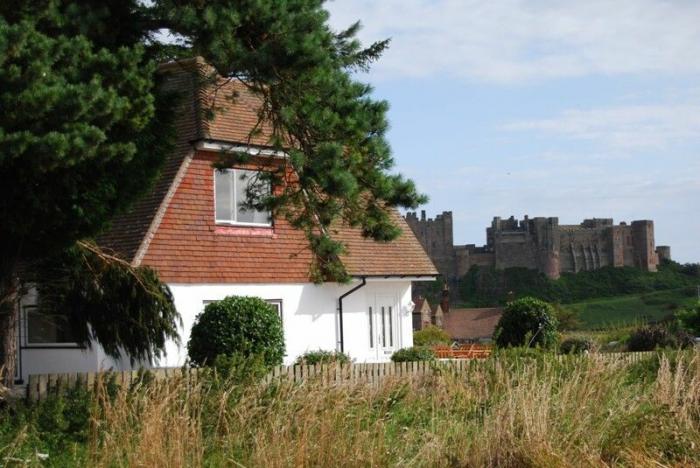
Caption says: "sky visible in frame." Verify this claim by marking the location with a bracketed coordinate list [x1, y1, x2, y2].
[325, 0, 700, 263]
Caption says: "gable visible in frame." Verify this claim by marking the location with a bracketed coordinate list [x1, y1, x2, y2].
[99, 58, 437, 282]
[141, 150, 313, 283]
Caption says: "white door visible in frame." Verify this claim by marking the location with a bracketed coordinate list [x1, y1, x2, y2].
[369, 294, 399, 360]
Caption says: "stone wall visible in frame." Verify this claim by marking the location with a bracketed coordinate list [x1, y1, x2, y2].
[405, 211, 665, 281]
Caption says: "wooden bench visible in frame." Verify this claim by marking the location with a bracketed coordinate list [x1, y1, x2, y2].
[432, 344, 492, 360]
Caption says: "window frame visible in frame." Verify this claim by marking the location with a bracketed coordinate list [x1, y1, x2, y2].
[214, 168, 272, 227]
[23, 305, 81, 348]
[202, 299, 283, 325]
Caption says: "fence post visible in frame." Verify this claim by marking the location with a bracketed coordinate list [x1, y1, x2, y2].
[38, 374, 47, 401]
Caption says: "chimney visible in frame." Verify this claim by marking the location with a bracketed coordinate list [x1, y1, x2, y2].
[421, 210, 426, 221]
[440, 283, 450, 314]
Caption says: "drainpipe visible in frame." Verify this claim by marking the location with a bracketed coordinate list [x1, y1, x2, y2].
[337, 277, 367, 353]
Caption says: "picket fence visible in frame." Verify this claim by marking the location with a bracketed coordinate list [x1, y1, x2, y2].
[24, 351, 654, 402]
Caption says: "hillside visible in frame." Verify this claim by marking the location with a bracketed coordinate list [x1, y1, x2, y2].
[454, 260, 699, 307]
[563, 287, 699, 330]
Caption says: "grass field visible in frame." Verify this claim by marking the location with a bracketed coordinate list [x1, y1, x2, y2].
[2, 351, 699, 467]
[564, 287, 699, 330]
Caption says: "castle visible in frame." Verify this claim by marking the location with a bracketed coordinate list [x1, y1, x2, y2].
[405, 211, 671, 281]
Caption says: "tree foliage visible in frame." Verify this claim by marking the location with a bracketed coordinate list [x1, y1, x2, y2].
[494, 297, 559, 349]
[677, 302, 700, 336]
[187, 296, 284, 368]
[165, 0, 427, 280]
[413, 325, 451, 346]
[458, 262, 700, 307]
[34, 242, 180, 364]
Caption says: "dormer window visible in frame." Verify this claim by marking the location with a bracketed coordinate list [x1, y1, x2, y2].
[215, 169, 271, 226]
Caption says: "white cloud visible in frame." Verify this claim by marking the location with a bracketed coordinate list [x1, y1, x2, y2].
[326, 0, 700, 83]
[503, 103, 700, 149]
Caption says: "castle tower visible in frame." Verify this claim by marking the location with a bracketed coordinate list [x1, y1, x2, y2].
[532, 217, 561, 280]
[656, 246, 671, 263]
[404, 211, 456, 280]
[631, 220, 658, 272]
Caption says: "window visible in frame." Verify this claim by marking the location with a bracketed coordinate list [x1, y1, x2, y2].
[266, 299, 283, 325]
[368, 307, 374, 348]
[202, 299, 283, 323]
[25, 306, 76, 345]
[215, 169, 271, 226]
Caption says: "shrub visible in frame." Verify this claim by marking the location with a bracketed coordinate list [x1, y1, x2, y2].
[494, 297, 559, 348]
[627, 324, 695, 352]
[187, 296, 284, 367]
[295, 350, 351, 366]
[391, 347, 435, 362]
[559, 336, 594, 354]
[677, 302, 700, 336]
[413, 325, 451, 346]
[552, 304, 581, 331]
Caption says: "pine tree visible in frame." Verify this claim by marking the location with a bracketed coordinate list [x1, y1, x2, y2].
[0, 0, 426, 383]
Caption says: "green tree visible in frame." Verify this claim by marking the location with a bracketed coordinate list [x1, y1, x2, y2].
[413, 325, 451, 346]
[34, 242, 180, 364]
[494, 297, 559, 349]
[677, 302, 700, 336]
[187, 296, 284, 368]
[1, 1, 423, 382]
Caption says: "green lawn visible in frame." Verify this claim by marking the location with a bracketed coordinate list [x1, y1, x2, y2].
[565, 287, 699, 330]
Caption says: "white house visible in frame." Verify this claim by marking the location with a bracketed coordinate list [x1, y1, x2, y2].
[13, 59, 437, 381]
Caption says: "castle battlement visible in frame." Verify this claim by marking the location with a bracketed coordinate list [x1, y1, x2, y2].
[405, 211, 665, 281]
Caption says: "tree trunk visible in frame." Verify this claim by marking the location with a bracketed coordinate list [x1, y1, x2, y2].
[0, 271, 19, 387]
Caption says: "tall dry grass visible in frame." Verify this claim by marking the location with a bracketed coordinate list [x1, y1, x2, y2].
[2, 351, 699, 467]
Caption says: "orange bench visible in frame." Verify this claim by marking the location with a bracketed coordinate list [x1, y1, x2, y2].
[432, 344, 492, 359]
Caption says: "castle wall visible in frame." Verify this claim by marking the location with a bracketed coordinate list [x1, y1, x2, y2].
[493, 232, 537, 270]
[404, 211, 665, 282]
[558, 226, 613, 273]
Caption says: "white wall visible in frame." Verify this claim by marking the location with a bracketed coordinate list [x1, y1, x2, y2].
[16, 279, 419, 379]
[164, 279, 416, 366]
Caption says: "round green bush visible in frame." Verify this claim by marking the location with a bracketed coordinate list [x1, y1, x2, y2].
[559, 336, 594, 354]
[187, 296, 284, 367]
[413, 325, 451, 346]
[494, 297, 559, 349]
[390, 346, 436, 362]
[295, 350, 351, 366]
[677, 302, 700, 336]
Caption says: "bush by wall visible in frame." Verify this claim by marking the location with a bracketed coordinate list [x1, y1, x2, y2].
[295, 350, 351, 366]
[391, 347, 436, 362]
[494, 297, 559, 348]
[187, 296, 284, 368]
[559, 336, 594, 354]
[413, 325, 451, 346]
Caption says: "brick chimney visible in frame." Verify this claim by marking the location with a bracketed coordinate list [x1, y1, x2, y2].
[440, 283, 450, 314]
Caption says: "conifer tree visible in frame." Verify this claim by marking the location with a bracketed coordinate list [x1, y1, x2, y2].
[0, 1, 426, 383]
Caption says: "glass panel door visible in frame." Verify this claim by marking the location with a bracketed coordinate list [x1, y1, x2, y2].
[374, 295, 398, 358]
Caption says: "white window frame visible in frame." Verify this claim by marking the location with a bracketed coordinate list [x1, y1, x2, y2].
[202, 299, 283, 324]
[214, 168, 272, 227]
[22, 305, 80, 348]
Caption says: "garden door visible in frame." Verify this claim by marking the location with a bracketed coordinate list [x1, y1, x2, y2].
[370, 294, 399, 360]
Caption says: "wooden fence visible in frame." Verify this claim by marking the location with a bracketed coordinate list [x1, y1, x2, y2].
[24, 351, 655, 402]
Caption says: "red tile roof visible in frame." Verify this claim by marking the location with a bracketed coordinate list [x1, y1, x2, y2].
[99, 58, 437, 282]
[442, 308, 503, 340]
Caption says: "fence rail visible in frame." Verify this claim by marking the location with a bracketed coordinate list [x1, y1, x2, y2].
[24, 351, 655, 402]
